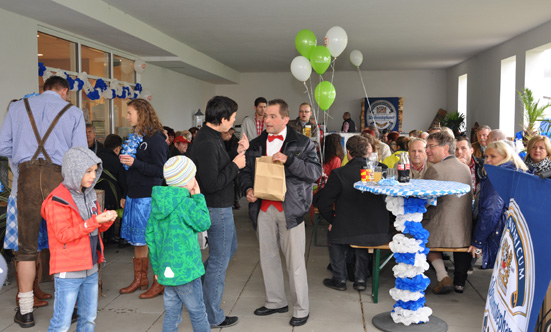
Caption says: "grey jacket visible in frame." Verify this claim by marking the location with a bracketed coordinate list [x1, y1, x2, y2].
[239, 126, 321, 230]
[422, 156, 473, 247]
[240, 115, 261, 141]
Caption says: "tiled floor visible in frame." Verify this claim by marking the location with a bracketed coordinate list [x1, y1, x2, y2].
[0, 198, 491, 331]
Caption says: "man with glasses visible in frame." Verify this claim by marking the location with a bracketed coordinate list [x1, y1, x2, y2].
[288, 103, 320, 149]
[422, 132, 473, 295]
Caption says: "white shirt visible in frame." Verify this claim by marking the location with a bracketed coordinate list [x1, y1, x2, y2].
[266, 127, 287, 157]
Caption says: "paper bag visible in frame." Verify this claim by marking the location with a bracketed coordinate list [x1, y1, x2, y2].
[254, 156, 287, 201]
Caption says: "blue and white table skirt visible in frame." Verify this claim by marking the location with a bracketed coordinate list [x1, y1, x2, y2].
[354, 179, 471, 325]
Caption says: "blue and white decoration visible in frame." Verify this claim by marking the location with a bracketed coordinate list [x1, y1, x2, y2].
[121, 133, 143, 170]
[38, 63, 145, 101]
[354, 179, 471, 326]
[386, 196, 432, 325]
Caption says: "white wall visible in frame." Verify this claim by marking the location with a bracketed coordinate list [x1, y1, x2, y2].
[447, 20, 551, 134]
[215, 70, 447, 132]
[0, 8, 40, 114]
[141, 64, 215, 131]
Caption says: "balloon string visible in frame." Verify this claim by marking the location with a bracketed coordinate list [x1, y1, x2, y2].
[357, 67, 372, 122]
[330, 58, 336, 86]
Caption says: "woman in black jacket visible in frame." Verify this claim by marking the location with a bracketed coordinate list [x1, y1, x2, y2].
[119, 99, 168, 299]
[318, 135, 390, 291]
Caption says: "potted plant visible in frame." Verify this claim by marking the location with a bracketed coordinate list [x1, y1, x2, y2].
[518, 88, 551, 141]
[441, 111, 465, 137]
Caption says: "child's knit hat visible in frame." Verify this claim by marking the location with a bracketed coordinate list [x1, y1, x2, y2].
[163, 156, 197, 187]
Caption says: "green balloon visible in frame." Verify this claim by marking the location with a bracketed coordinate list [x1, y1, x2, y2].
[310, 46, 331, 75]
[315, 81, 336, 111]
[295, 29, 317, 59]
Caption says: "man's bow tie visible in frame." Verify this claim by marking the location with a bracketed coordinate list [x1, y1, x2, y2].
[268, 135, 284, 142]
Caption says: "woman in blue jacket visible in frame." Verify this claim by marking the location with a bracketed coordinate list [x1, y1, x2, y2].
[468, 141, 527, 269]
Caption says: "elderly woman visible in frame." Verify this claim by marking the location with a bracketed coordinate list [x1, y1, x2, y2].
[317, 136, 389, 292]
[468, 141, 528, 269]
[524, 135, 551, 175]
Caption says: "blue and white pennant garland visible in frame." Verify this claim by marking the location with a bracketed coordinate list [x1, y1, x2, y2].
[39, 63, 144, 101]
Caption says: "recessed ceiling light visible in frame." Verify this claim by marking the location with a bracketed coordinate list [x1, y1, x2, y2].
[38, 54, 43, 56]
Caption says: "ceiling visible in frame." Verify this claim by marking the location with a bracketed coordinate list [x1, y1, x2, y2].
[2, 0, 551, 83]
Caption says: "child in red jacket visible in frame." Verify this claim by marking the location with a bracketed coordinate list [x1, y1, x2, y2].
[42, 147, 116, 331]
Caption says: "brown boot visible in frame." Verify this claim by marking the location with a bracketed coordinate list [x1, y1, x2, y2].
[16, 293, 49, 308]
[34, 261, 52, 300]
[139, 278, 164, 299]
[120, 257, 149, 294]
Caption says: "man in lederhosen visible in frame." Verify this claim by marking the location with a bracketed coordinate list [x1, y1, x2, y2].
[0, 76, 87, 328]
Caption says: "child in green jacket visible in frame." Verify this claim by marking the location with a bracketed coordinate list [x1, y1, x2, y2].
[146, 156, 211, 332]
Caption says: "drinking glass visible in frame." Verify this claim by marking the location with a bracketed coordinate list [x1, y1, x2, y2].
[374, 166, 383, 182]
[386, 168, 397, 180]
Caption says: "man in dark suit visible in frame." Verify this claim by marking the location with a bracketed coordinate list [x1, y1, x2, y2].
[317, 135, 389, 292]
[239, 99, 320, 327]
[423, 132, 473, 294]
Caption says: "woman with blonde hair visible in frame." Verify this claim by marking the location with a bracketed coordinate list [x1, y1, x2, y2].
[119, 99, 169, 299]
[362, 129, 391, 161]
[468, 141, 527, 270]
[524, 135, 551, 175]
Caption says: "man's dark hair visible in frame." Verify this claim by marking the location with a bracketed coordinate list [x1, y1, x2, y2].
[43, 76, 69, 91]
[85, 123, 96, 131]
[254, 97, 267, 107]
[163, 126, 175, 137]
[428, 131, 456, 154]
[346, 135, 369, 158]
[104, 134, 123, 151]
[189, 127, 199, 135]
[205, 96, 238, 125]
[268, 99, 289, 118]
[456, 136, 471, 144]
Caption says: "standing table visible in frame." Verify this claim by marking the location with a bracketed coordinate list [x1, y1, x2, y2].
[354, 179, 471, 332]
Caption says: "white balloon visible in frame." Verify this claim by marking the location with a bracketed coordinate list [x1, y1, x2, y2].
[290, 56, 312, 82]
[324, 26, 348, 58]
[134, 59, 146, 74]
[350, 50, 363, 67]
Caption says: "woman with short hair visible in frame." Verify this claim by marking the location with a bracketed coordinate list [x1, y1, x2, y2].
[524, 135, 551, 175]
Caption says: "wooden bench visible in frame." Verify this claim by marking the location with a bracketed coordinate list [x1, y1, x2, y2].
[350, 244, 469, 303]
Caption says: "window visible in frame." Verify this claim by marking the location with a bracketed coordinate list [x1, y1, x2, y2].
[458, 74, 468, 127]
[525, 44, 551, 120]
[114, 55, 135, 84]
[37, 32, 78, 103]
[37, 31, 137, 141]
[499, 56, 516, 137]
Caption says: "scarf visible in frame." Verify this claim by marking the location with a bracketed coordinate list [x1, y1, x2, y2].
[525, 156, 551, 175]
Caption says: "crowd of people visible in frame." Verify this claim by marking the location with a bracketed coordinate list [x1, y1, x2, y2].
[1, 76, 550, 331]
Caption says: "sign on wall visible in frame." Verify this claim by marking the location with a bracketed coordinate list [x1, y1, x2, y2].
[361, 97, 403, 132]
